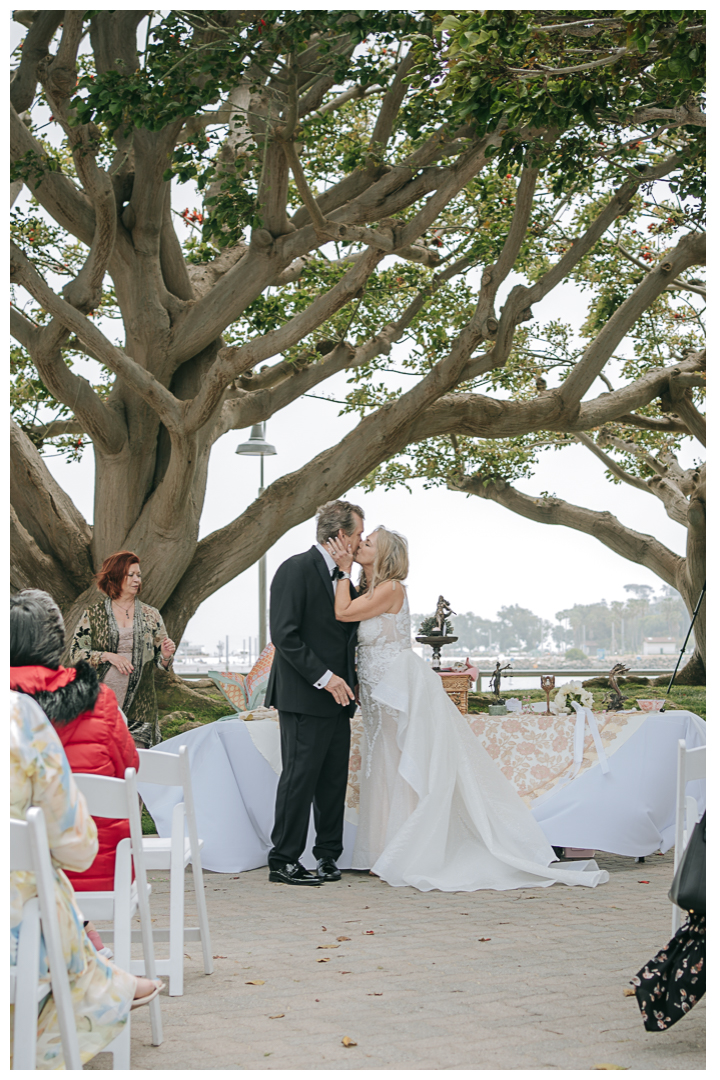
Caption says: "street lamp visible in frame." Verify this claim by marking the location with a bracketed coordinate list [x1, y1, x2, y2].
[235, 423, 277, 654]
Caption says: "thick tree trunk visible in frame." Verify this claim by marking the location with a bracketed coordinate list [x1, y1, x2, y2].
[676, 469, 706, 683]
[661, 650, 705, 687]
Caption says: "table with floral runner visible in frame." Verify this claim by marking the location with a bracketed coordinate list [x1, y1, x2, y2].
[141, 702, 706, 871]
[465, 707, 649, 805]
[238, 704, 646, 811]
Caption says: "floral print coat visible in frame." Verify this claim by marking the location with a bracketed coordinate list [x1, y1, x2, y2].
[69, 596, 172, 747]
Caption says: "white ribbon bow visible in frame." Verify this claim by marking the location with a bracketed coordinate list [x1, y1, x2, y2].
[569, 701, 609, 778]
[532, 703, 609, 807]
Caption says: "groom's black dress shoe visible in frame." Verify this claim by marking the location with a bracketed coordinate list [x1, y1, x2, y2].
[268, 862, 324, 886]
[316, 857, 342, 882]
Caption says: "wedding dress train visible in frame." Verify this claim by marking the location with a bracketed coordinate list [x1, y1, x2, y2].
[353, 591, 609, 891]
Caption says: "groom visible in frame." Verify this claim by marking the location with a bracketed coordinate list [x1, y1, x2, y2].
[265, 499, 364, 885]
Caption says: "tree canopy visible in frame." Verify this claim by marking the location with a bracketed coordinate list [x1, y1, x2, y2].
[10, 9, 705, 673]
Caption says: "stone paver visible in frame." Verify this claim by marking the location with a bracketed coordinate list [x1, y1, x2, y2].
[85, 851, 704, 1070]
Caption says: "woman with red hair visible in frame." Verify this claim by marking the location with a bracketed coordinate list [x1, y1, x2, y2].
[70, 551, 175, 747]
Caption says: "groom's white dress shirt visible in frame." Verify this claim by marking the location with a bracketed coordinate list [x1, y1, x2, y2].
[312, 542, 347, 690]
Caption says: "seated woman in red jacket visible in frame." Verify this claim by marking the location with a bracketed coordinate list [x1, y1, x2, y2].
[10, 589, 140, 954]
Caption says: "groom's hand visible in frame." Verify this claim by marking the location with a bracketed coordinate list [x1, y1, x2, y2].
[325, 674, 355, 707]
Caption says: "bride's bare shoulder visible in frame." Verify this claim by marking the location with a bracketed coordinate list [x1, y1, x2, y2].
[378, 578, 405, 614]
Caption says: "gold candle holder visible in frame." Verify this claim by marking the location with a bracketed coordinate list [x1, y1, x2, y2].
[540, 674, 556, 715]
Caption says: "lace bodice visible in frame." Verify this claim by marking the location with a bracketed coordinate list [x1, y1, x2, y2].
[357, 590, 412, 693]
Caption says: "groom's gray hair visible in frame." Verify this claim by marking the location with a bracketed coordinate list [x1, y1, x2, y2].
[316, 499, 364, 543]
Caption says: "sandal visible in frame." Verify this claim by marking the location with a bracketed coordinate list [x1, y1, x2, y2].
[131, 979, 165, 1010]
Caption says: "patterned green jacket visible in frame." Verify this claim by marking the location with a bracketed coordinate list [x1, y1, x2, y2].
[69, 596, 172, 748]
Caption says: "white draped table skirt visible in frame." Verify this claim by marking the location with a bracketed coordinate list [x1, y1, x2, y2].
[139, 709, 705, 874]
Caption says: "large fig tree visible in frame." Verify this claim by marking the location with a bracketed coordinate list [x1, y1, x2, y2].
[10, 10, 705, 672]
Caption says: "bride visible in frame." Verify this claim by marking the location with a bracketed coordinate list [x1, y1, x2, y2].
[327, 527, 609, 892]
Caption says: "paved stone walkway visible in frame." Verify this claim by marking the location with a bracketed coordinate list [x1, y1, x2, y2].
[86, 851, 704, 1070]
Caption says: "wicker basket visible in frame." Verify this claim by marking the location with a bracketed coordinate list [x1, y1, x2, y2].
[439, 672, 473, 714]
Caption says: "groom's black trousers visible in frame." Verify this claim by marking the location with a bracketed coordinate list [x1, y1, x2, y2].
[269, 708, 351, 867]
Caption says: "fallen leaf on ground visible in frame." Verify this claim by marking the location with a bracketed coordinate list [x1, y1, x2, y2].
[245, 980, 265, 985]
[478, 937, 491, 942]
[364, 930, 375, 935]
[318, 944, 339, 949]
[269, 1014, 284, 1019]
[184, 953, 192, 959]
[638, 880, 650, 884]
[342, 1037, 357, 1047]
[623, 988, 636, 997]
[337, 936, 351, 941]
[317, 957, 330, 963]
[321, 925, 327, 931]
[340, 971, 352, 975]
[213, 955, 227, 959]
[367, 992, 382, 996]
[592, 1066, 628, 1070]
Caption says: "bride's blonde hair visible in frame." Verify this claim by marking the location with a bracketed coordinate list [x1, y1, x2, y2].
[358, 526, 409, 597]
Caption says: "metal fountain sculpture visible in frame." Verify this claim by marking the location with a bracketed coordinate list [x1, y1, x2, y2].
[415, 595, 458, 670]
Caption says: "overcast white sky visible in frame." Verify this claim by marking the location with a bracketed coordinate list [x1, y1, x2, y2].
[13, 11, 703, 651]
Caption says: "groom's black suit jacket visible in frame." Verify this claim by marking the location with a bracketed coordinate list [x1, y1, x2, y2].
[266, 546, 358, 717]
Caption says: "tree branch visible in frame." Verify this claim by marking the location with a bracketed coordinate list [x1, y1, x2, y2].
[163, 259, 497, 631]
[448, 473, 683, 590]
[10, 104, 95, 246]
[11, 419, 95, 594]
[183, 246, 385, 433]
[315, 83, 384, 117]
[507, 48, 630, 77]
[616, 243, 706, 298]
[573, 431, 654, 495]
[11, 242, 184, 433]
[10, 10, 63, 113]
[21, 420, 86, 440]
[405, 357, 706, 443]
[612, 413, 691, 435]
[10, 306, 127, 456]
[370, 48, 416, 147]
[560, 230, 705, 406]
[462, 164, 541, 357]
[215, 252, 474, 436]
[662, 365, 707, 445]
[11, 506, 83, 611]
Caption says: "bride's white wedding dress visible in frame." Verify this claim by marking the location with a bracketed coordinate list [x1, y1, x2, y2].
[353, 589, 609, 891]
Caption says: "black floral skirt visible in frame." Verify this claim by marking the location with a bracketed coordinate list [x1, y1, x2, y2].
[630, 913, 705, 1031]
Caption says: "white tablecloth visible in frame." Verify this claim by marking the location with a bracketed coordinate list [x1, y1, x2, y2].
[138, 710, 705, 872]
[530, 711, 706, 856]
[138, 719, 357, 873]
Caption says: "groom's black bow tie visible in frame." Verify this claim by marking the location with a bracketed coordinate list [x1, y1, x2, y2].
[331, 565, 343, 580]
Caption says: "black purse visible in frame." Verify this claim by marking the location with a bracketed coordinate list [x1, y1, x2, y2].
[668, 810, 705, 915]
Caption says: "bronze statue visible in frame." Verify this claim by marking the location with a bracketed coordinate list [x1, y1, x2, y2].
[604, 663, 630, 712]
[489, 661, 513, 701]
[430, 595, 456, 636]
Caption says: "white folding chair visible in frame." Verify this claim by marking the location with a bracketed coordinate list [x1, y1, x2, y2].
[74, 767, 163, 1066]
[10, 808, 83, 1071]
[671, 739, 706, 935]
[136, 746, 214, 995]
